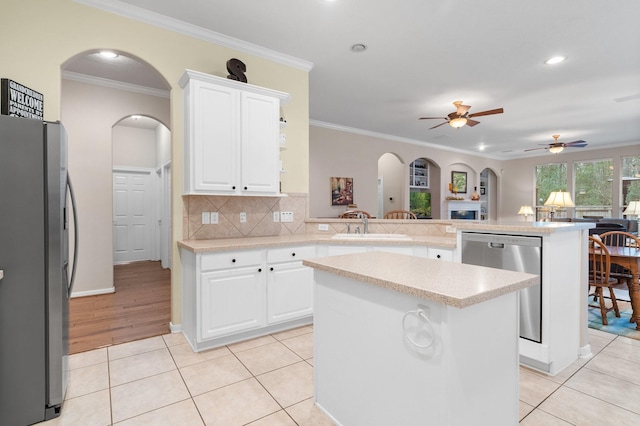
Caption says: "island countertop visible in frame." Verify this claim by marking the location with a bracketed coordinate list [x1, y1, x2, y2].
[303, 251, 539, 308]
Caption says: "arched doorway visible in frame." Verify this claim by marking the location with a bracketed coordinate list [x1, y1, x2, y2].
[377, 153, 404, 218]
[61, 50, 172, 352]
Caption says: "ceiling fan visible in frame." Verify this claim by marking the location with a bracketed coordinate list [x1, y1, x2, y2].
[419, 101, 504, 129]
[525, 134, 588, 154]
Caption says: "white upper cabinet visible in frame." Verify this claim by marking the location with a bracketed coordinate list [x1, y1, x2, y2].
[179, 69, 290, 195]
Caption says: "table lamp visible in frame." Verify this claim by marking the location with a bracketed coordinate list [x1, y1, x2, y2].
[544, 191, 574, 221]
[623, 200, 640, 231]
[518, 205, 534, 221]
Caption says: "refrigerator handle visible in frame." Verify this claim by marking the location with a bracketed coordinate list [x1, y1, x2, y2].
[67, 174, 79, 297]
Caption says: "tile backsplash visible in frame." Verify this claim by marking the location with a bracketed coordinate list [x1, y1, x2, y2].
[183, 193, 307, 240]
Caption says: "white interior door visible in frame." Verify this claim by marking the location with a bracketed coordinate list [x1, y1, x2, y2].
[113, 170, 153, 264]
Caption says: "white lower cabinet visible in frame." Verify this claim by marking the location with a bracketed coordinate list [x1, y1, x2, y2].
[266, 246, 316, 324]
[200, 266, 265, 340]
[181, 241, 454, 351]
[181, 246, 314, 352]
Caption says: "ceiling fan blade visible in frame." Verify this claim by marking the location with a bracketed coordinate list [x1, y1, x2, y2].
[468, 108, 504, 118]
[524, 147, 548, 152]
[563, 140, 588, 148]
[419, 116, 448, 120]
[456, 104, 471, 115]
[429, 122, 449, 130]
[466, 119, 480, 127]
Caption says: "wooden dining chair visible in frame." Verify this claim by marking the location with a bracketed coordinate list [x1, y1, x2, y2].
[598, 231, 640, 287]
[383, 210, 417, 219]
[339, 210, 371, 219]
[588, 236, 621, 325]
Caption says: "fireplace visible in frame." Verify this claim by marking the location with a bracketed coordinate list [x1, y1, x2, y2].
[446, 200, 481, 220]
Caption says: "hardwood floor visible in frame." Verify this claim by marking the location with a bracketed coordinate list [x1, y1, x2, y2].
[69, 261, 171, 354]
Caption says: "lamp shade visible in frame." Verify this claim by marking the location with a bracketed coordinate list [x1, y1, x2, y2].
[544, 191, 575, 207]
[518, 205, 534, 215]
[449, 117, 467, 128]
[623, 200, 640, 215]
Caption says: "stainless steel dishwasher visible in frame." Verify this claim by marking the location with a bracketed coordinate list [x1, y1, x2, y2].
[461, 232, 542, 343]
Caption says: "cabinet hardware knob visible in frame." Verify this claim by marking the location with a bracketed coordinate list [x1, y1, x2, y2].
[244, 186, 248, 190]
[232, 259, 236, 263]
[232, 186, 236, 190]
[291, 253, 296, 257]
[436, 254, 441, 259]
[258, 268, 262, 272]
[270, 267, 274, 271]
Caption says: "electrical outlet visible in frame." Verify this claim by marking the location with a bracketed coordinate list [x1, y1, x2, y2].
[280, 211, 293, 223]
[201, 212, 210, 225]
[210, 212, 218, 224]
[318, 224, 329, 231]
[240, 212, 247, 223]
[273, 211, 280, 222]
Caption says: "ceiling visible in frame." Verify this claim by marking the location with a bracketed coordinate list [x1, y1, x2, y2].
[73, 0, 640, 160]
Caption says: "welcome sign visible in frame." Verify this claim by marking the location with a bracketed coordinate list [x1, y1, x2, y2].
[1, 78, 44, 120]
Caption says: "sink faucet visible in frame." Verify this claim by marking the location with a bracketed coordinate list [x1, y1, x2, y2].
[362, 215, 369, 234]
[346, 223, 351, 234]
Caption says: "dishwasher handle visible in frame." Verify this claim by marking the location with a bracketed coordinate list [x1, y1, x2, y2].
[489, 242, 505, 249]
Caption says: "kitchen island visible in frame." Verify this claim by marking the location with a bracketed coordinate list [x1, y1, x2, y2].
[304, 251, 539, 426]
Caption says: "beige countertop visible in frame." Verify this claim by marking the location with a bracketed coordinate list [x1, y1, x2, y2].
[178, 234, 456, 253]
[453, 220, 594, 233]
[303, 251, 539, 308]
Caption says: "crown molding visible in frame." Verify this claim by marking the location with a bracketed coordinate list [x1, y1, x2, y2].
[62, 70, 171, 98]
[309, 120, 499, 160]
[74, 0, 314, 72]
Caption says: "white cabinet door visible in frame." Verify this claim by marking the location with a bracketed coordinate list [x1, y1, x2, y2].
[240, 91, 280, 194]
[180, 70, 288, 196]
[190, 80, 237, 193]
[199, 266, 265, 340]
[267, 262, 314, 324]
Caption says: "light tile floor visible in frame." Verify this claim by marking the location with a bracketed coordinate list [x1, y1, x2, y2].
[42, 325, 640, 425]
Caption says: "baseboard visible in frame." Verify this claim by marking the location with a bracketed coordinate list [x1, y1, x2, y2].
[169, 322, 182, 333]
[70, 287, 115, 298]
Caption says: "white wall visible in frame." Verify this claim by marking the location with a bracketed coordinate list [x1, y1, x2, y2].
[156, 124, 171, 167]
[61, 78, 169, 295]
[378, 153, 405, 215]
[113, 125, 157, 168]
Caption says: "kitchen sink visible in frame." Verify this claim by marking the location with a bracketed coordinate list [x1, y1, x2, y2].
[331, 233, 412, 241]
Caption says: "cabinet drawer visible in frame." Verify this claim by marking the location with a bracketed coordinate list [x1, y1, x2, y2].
[201, 250, 263, 271]
[267, 245, 316, 263]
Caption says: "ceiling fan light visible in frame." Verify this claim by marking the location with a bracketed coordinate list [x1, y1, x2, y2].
[449, 117, 467, 128]
[548, 145, 564, 154]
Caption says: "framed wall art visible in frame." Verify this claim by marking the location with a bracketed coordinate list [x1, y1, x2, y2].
[451, 171, 467, 194]
[331, 177, 353, 206]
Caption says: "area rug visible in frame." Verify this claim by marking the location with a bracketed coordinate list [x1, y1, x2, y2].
[588, 306, 640, 341]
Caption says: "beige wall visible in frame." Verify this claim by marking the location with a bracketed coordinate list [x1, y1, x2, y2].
[309, 124, 503, 219]
[500, 145, 640, 221]
[309, 125, 639, 222]
[2, 0, 309, 325]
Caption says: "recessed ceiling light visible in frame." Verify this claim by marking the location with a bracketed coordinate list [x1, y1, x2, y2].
[99, 50, 118, 59]
[351, 43, 367, 53]
[478, 144, 486, 151]
[544, 56, 566, 65]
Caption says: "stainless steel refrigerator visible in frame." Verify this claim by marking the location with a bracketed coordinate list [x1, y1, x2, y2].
[0, 114, 78, 425]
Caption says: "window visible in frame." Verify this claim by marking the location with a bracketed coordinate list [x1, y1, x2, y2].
[574, 159, 613, 218]
[409, 191, 431, 218]
[535, 163, 567, 219]
[622, 155, 640, 208]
